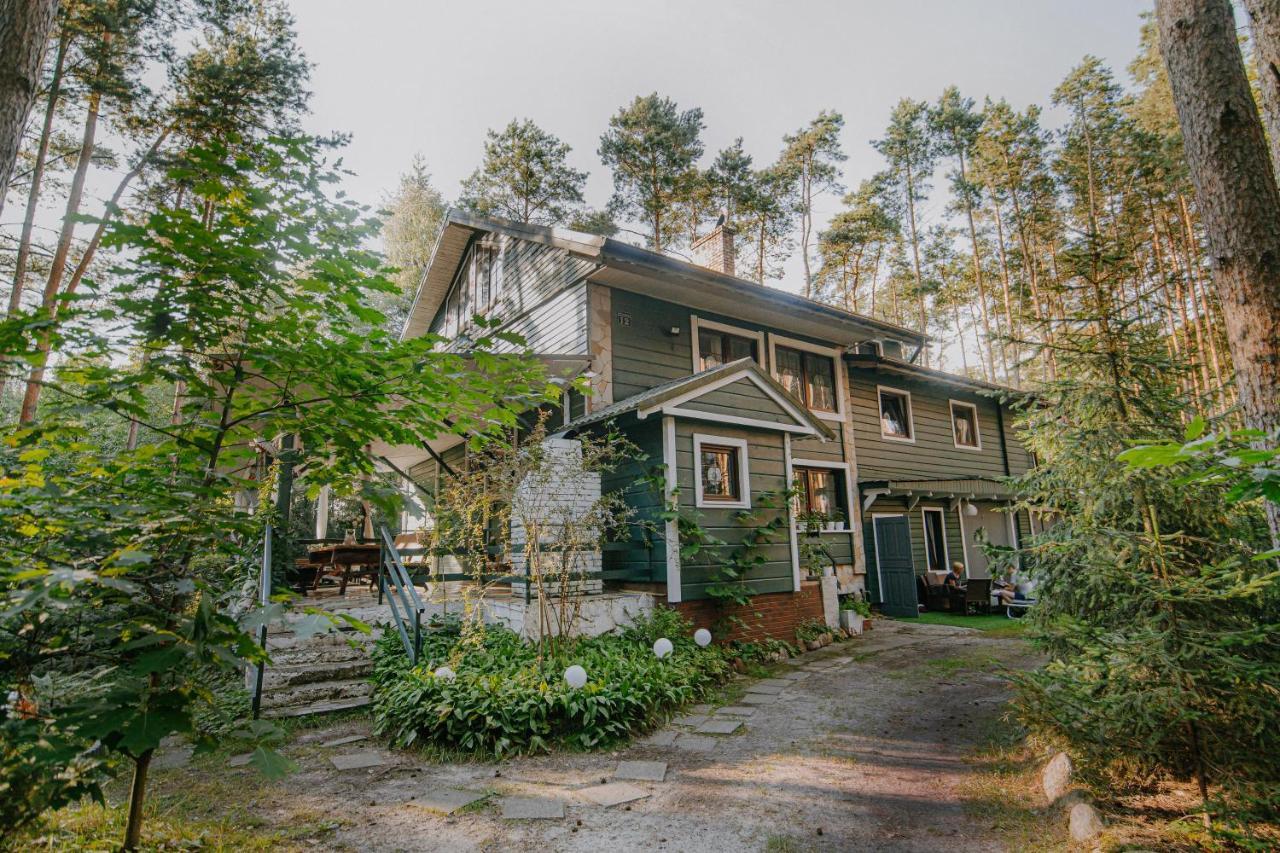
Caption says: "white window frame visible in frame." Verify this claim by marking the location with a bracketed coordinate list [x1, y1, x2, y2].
[767, 332, 845, 422]
[949, 399, 983, 451]
[690, 315, 766, 373]
[920, 506, 950, 573]
[692, 433, 751, 510]
[876, 385, 915, 443]
[789, 458, 855, 533]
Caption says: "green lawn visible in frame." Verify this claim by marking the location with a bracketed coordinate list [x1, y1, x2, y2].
[894, 611, 1028, 635]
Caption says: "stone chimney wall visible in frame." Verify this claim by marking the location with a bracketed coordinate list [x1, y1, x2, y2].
[691, 223, 736, 277]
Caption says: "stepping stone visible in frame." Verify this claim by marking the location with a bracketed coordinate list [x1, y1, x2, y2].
[745, 682, 785, 695]
[153, 747, 193, 770]
[754, 678, 791, 690]
[717, 706, 757, 717]
[673, 734, 718, 752]
[614, 760, 667, 782]
[228, 753, 254, 768]
[321, 734, 369, 748]
[696, 718, 743, 735]
[580, 781, 649, 807]
[330, 751, 387, 771]
[781, 671, 810, 681]
[412, 787, 488, 815]
[688, 704, 713, 714]
[741, 694, 778, 705]
[500, 796, 564, 820]
[671, 713, 711, 727]
[638, 730, 678, 747]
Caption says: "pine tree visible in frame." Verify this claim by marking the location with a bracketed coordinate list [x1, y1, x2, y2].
[379, 154, 446, 328]
[458, 118, 587, 225]
[598, 93, 704, 252]
[737, 163, 795, 283]
[1008, 230, 1280, 823]
[780, 111, 846, 297]
[874, 100, 935, 361]
[815, 176, 898, 312]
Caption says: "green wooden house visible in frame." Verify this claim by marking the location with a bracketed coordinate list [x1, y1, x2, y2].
[391, 212, 1033, 628]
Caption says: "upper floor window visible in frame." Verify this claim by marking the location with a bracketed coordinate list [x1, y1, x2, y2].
[441, 242, 502, 337]
[795, 466, 841, 518]
[776, 346, 837, 413]
[878, 386, 914, 441]
[950, 400, 981, 449]
[698, 328, 757, 371]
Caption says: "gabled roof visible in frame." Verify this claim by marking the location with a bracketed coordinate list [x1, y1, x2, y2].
[401, 210, 928, 348]
[560, 358, 835, 441]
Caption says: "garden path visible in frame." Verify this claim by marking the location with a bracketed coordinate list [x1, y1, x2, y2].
[210, 618, 1039, 851]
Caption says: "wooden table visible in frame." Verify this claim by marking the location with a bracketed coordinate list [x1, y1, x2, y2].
[307, 543, 381, 595]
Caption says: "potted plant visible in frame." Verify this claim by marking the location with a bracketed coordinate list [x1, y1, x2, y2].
[839, 596, 872, 634]
[825, 508, 846, 532]
[799, 510, 827, 536]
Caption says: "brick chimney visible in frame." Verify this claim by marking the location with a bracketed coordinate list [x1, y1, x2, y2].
[690, 216, 736, 277]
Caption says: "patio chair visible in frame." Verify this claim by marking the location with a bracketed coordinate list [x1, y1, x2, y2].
[963, 578, 990, 615]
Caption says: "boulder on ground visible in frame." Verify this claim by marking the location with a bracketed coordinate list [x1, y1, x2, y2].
[1068, 801, 1103, 842]
[1042, 751, 1073, 802]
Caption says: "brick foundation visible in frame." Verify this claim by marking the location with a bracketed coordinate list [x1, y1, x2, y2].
[668, 582, 824, 643]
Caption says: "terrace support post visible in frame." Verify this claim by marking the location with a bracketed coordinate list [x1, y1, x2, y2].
[273, 434, 296, 570]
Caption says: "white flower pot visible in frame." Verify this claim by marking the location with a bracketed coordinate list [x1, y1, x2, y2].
[840, 611, 865, 634]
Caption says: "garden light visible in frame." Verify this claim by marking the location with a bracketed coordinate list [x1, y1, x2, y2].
[694, 628, 712, 647]
[564, 664, 587, 689]
[433, 666, 456, 681]
[653, 637, 673, 658]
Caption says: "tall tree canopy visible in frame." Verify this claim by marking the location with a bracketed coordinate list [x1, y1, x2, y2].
[598, 93, 704, 253]
[458, 118, 587, 226]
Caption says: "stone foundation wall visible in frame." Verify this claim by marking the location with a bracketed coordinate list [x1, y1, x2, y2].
[669, 581, 824, 643]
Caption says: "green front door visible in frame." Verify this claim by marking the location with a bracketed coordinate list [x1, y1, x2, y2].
[874, 515, 918, 618]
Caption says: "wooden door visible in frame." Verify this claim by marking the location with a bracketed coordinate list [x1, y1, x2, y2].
[874, 515, 918, 618]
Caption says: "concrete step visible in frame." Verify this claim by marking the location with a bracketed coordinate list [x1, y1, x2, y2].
[260, 677, 372, 710]
[267, 695, 372, 718]
[269, 641, 375, 669]
[265, 627, 382, 652]
[262, 658, 372, 690]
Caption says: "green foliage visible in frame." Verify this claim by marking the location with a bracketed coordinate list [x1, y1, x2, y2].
[1004, 231, 1280, 823]
[598, 93, 705, 252]
[0, 135, 554, 844]
[370, 609, 729, 757]
[458, 118, 587, 226]
[793, 619, 832, 646]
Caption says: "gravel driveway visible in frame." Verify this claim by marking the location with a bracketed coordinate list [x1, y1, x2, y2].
[243, 619, 1038, 852]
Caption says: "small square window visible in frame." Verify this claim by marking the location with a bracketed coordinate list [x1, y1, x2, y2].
[699, 444, 741, 502]
[878, 387, 913, 441]
[950, 401, 981, 449]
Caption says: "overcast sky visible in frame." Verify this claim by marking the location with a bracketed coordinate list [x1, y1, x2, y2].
[292, 0, 1153, 295]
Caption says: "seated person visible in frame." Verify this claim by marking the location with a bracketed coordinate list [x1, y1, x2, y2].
[995, 573, 1035, 604]
[943, 561, 965, 589]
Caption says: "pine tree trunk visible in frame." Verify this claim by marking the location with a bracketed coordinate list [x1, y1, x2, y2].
[989, 194, 1020, 385]
[801, 164, 814, 298]
[1177, 192, 1229, 395]
[1158, 0, 1280, 545]
[18, 74, 100, 424]
[903, 162, 929, 364]
[0, 0, 59, 220]
[1243, 0, 1280, 182]
[8, 30, 67, 318]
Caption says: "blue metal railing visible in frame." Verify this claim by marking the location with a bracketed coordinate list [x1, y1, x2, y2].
[378, 525, 424, 663]
[251, 524, 273, 720]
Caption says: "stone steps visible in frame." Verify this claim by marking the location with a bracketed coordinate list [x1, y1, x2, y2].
[262, 658, 372, 690]
[260, 676, 373, 711]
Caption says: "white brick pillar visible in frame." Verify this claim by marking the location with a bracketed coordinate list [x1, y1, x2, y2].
[509, 438, 603, 597]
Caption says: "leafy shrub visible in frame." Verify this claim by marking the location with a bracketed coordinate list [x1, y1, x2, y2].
[794, 619, 831, 645]
[370, 608, 729, 757]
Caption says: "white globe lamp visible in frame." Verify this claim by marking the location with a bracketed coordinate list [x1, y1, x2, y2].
[433, 665, 456, 682]
[693, 628, 712, 648]
[965, 502, 979, 517]
[653, 637, 674, 659]
[564, 664, 588, 689]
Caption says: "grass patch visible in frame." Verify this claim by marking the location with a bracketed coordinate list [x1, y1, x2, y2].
[960, 723, 1069, 852]
[16, 767, 346, 852]
[897, 611, 1029, 637]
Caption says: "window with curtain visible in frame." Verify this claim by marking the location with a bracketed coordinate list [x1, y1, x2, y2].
[794, 467, 841, 518]
[698, 329, 756, 371]
[878, 388, 913, 439]
[776, 346, 837, 412]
